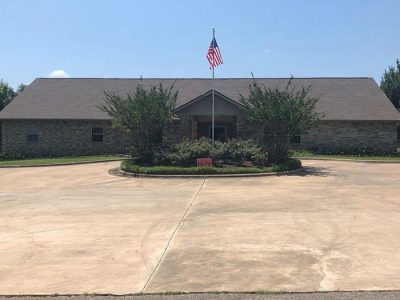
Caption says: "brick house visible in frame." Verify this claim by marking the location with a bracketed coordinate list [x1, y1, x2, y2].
[0, 77, 399, 156]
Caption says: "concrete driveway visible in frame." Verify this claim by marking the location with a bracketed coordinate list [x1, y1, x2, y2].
[0, 160, 399, 294]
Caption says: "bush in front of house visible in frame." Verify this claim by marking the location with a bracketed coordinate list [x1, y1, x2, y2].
[121, 158, 301, 175]
[289, 147, 400, 157]
[223, 139, 268, 166]
[313, 147, 399, 157]
[272, 158, 302, 172]
[129, 137, 268, 167]
[164, 137, 215, 166]
[0, 152, 29, 161]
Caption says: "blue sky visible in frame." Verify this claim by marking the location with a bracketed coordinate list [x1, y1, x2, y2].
[1, 0, 399, 88]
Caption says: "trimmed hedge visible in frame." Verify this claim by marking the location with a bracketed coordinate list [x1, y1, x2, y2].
[274, 157, 302, 172]
[290, 147, 400, 158]
[130, 137, 268, 167]
[290, 147, 400, 157]
[0, 152, 28, 161]
[121, 158, 301, 175]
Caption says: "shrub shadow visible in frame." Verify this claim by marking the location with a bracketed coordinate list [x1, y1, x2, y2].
[287, 166, 332, 177]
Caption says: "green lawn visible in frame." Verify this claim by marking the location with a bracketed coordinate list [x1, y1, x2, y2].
[0, 155, 125, 167]
[290, 148, 400, 161]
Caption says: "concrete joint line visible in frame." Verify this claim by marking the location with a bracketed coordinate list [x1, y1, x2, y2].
[141, 177, 206, 292]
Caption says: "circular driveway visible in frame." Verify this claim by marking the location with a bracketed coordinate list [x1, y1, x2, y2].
[0, 160, 399, 294]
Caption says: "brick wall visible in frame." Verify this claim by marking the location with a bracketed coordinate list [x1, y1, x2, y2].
[1, 120, 128, 156]
[245, 120, 399, 154]
[302, 121, 399, 153]
[1, 119, 398, 156]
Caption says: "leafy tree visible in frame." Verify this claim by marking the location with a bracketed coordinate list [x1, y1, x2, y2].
[0, 80, 27, 111]
[100, 83, 177, 162]
[17, 83, 26, 94]
[240, 78, 323, 164]
[0, 80, 17, 111]
[381, 59, 400, 109]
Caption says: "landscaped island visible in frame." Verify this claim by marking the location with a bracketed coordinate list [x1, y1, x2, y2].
[120, 138, 302, 175]
[121, 158, 301, 175]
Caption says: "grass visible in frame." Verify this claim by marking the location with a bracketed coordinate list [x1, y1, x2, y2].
[0, 155, 124, 166]
[290, 148, 400, 161]
[121, 158, 301, 175]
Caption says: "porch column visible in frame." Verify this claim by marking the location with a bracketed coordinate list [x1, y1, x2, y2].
[236, 115, 245, 139]
[191, 119, 197, 139]
[181, 113, 189, 138]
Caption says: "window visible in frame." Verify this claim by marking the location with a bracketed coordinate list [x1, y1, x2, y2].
[92, 127, 103, 142]
[289, 135, 301, 144]
[398, 126, 400, 142]
[209, 126, 226, 141]
[26, 127, 39, 144]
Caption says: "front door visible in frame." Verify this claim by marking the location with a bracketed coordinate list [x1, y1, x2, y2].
[209, 126, 226, 141]
[195, 118, 236, 140]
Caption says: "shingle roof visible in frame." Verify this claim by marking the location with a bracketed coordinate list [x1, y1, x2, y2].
[0, 77, 399, 121]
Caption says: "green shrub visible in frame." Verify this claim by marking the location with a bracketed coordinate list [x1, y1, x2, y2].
[128, 145, 158, 165]
[150, 138, 267, 167]
[252, 150, 269, 167]
[211, 140, 229, 162]
[121, 158, 301, 175]
[224, 139, 268, 166]
[288, 148, 314, 157]
[128, 138, 268, 167]
[167, 137, 211, 166]
[317, 147, 399, 157]
[272, 158, 302, 172]
[0, 152, 28, 161]
[290, 147, 400, 157]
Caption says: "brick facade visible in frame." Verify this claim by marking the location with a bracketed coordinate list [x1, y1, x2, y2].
[1, 120, 129, 156]
[1, 119, 398, 156]
[301, 121, 399, 153]
[244, 120, 398, 154]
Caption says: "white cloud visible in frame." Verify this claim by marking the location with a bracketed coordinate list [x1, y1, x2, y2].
[48, 69, 69, 78]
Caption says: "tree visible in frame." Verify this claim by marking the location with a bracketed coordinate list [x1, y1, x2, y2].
[100, 83, 177, 162]
[17, 83, 26, 94]
[0, 80, 27, 111]
[240, 78, 323, 164]
[381, 59, 400, 109]
[0, 80, 17, 111]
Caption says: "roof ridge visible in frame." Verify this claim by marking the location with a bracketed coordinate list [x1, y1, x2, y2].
[36, 77, 373, 80]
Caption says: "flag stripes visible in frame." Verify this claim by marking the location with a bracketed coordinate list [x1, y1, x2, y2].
[207, 37, 223, 68]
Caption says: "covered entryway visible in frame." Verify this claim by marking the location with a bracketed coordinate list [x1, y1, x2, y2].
[174, 90, 246, 141]
[195, 116, 237, 141]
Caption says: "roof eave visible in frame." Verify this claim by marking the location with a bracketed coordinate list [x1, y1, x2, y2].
[175, 89, 245, 112]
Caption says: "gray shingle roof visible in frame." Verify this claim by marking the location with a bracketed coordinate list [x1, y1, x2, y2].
[0, 77, 399, 121]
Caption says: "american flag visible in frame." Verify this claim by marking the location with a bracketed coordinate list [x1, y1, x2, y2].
[207, 37, 223, 68]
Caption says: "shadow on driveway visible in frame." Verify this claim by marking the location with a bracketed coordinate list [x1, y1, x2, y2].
[287, 166, 332, 177]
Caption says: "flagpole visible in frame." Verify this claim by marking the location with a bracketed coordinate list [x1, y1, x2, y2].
[211, 28, 215, 151]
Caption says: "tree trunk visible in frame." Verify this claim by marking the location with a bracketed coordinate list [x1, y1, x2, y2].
[264, 128, 289, 164]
